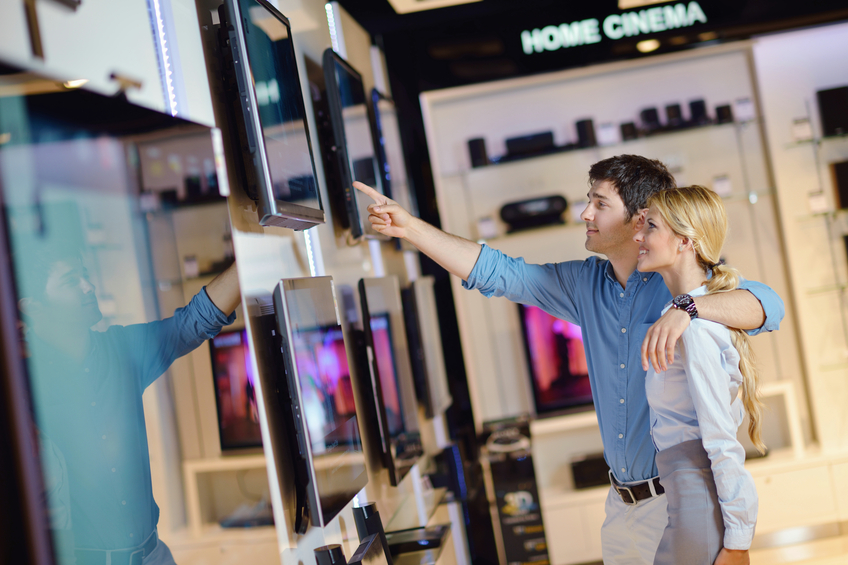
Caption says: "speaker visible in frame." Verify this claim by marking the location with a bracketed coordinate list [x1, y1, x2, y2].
[831, 160, 848, 209]
[505, 131, 555, 157]
[817, 86, 848, 137]
[620, 121, 638, 141]
[571, 452, 610, 489]
[689, 99, 710, 125]
[467, 138, 489, 168]
[716, 104, 734, 124]
[500, 195, 567, 232]
[640, 107, 661, 132]
[314, 545, 347, 565]
[666, 103, 683, 128]
[575, 118, 597, 148]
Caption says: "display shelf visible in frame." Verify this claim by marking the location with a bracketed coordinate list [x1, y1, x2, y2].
[785, 132, 848, 149]
[164, 522, 276, 544]
[385, 487, 448, 533]
[805, 283, 847, 296]
[392, 528, 452, 565]
[529, 410, 598, 437]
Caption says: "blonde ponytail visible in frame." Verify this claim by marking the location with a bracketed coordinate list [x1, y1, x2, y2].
[649, 186, 766, 454]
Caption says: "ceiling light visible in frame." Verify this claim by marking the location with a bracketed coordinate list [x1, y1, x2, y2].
[619, 0, 668, 8]
[636, 39, 661, 53]
[385, 0, 482, 15]
[62, 79, 89, 89]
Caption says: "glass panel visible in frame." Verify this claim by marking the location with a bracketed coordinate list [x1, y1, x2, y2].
[0, 82, 236, 564]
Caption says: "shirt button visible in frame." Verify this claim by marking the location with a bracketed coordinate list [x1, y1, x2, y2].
[643, 277, 648, 282]
[112, 468, 116, 473]
[91, 402, 96, 407]
[102, 435, 107, 440]
[620, 363, 625, 369]
[84, 368, 89, 373]
[619, 434, 624, 439]
[621, 467, 626, 473]
[621, 328, 626, 333]
[129, 533, 134, 538]
[620, 398, 625, 404]
[122, 501, 127, 505]
[619, 292, 624, 298]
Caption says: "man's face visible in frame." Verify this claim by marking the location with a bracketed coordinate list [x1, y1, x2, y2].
[41, 259, 103, 329]
[580, 180, 640, 256]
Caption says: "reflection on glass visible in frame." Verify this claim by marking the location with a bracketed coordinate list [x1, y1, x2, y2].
[210, 329, 262, 450]
[0, 90, 238, 564]
[239, 0, 320, 207]
[518, 305, 593, 415]
[368, 314, 403, 437]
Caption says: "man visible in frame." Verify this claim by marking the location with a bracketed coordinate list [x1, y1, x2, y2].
[20, 245, 241, 565]
[354, 154, 782, 565]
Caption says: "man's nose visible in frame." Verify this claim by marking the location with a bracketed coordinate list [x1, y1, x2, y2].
[634, 230, 644, 243]
[580, 205, 592, 222]
[80, 278, 96, 293]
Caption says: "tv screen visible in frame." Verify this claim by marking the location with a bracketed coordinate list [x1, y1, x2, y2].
[218, 0, 324, 229]
[271, 277, 368, 529]
[517, 304, 593, 415]
[359, 277, 423, 486]
[367, 90, 417, 216]
[323, 48, 384, 241]
[210, 329, 263, 451]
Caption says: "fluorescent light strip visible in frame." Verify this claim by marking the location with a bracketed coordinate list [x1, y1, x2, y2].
[150, 0, 178, 116]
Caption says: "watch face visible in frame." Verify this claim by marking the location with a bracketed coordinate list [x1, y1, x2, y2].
[673, 294, 694, 308]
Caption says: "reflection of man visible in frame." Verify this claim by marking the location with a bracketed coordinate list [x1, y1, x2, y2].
[21, 247, 240, 565]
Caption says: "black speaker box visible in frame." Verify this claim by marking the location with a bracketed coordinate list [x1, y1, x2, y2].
[689, 99, 710, 125]
[467, 138, 489, 168]
[716, 104, 734, 124]
[620, 121, 638, 141]
[500, 195, 567, 233]
[505, 131, 555, 157]
[640, 107, 661, 132]
[817, 86, 848, 137]
[831, 160, 848, 209]
[571, 452, 610, 489]
[575, 119, 597, 148]
[666, 103, 683, 128]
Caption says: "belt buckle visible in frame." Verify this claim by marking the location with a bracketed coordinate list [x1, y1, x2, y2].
[609, 470, 637, 506]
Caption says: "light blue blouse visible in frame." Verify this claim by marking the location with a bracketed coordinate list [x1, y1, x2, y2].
[646, 285, 757, 550]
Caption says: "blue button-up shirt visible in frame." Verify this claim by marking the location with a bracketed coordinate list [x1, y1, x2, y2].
[28, 289, 235, 551]
[463, 245, 783, 483]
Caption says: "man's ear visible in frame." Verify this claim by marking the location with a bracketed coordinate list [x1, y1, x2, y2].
[633, 209, 649, 230]
[18, 297, 40, 318]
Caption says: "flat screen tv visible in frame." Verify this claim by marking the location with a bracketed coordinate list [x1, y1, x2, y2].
[401, 276, 451, 419]
[322, 48, 385, 241]
[209, 329, 263, 451]
[358, 276, 423, 486]
[218, 0, 324, 229]
[517, 304, 593, 416]
[367, 89, 417, 216]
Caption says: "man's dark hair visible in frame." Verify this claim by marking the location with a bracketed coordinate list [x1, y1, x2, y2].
[588, 155, 676, 222]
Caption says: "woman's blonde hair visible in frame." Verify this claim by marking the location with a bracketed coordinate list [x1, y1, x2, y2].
[648, 185, 766, 454]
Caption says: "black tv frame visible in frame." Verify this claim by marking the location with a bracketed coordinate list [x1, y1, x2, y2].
[357, 278, 423, 486]
[218, 0, 324, 230]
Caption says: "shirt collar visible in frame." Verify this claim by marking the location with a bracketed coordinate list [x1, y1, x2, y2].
[603, 261, 658, 286]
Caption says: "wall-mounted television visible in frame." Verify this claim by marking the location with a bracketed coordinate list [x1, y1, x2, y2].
[209, 329, 263, 451]
[401, 276, 452, 419]
[357, 277, 422, 486]
[218, 0, 324, 229]
[322, 48, 385, 241]
[367, 89, 417, 217]
[517, 304, 593, 416]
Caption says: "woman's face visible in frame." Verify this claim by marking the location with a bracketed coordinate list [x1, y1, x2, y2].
[634, 204, 682, 272]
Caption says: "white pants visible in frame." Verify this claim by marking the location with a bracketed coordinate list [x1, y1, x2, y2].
[601, 485, 668, 565]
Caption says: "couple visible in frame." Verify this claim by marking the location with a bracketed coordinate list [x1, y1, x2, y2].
[355, 154, 781, 565]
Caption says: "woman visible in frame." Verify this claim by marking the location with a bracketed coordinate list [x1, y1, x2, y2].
[633, 185, 764, 565]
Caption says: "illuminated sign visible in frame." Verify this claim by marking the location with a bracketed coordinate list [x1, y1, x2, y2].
[521, 1, 708, 54]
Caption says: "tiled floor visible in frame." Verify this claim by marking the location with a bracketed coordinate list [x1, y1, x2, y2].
[749, 534, 848, 564]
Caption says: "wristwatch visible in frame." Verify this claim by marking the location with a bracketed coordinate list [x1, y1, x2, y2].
[671, 294, 698, 320]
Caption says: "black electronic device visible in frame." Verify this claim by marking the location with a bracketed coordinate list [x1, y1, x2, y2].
[831, 160, 848, 209]
[353, 504, 393, 565]
[689, 99, 710, 125]
[467, 137, 490, 168]
[640, 107, 661, 132]
[517, 304, 593, 416]
[666, 103, 684, 128]
[505, 131, 555, 157]
[401, 276, 452, 419]
[357, 276, 424, 486]
[500, 195, 567, 233]
[385, 525, 450, 557]
[315, 545, 347, 565]
[209, 329, 263, 451]
[367, 90, 414, 213]
[620, 121, 638, 141]
[349, 534, 392, 565]
[323, 48, 384, 240]
[575, 119, 597, 148]
[261, 277, 368, 530]
[217, 0, 324, 229]
[716, 104, 734, 124]
[570, 452, 610, 489]
[817, 86, 848, 137]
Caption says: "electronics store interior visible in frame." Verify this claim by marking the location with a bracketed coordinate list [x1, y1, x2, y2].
[3, 1, 848, 565]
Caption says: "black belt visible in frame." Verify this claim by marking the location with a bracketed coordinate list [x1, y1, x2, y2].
[609, 471, 665, 505]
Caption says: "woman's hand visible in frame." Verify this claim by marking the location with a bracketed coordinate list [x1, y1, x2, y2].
[714, 548, 749, 565]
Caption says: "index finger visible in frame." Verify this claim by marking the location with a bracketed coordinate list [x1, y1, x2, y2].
[353, 181, 388, 206]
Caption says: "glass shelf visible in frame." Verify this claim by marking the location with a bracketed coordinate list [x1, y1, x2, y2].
[784, 132, 848, 149]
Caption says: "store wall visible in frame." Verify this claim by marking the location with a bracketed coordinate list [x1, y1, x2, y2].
[752, 22, 848, 451]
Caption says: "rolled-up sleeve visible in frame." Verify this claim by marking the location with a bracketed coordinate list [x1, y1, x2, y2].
[736, 279, 784, 335]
